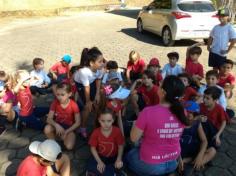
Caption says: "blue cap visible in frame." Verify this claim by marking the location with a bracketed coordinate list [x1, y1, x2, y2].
[62, 55, 72, 64]
[0, 81, 5, 91]
[184, 101, 200, 113]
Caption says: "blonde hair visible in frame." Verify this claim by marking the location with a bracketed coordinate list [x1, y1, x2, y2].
[0, 70, 14, 90]
[13, 70, 30, 88]
[129, 50, 140, 62]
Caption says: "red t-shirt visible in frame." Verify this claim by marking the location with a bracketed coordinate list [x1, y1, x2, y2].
[200, 103, 229, 130]
[218, 73, 235, 88]
[17, 155, 47, 176]
[138, 85, 159, 106]
[182, 86, 198, 101]
[17, 86, 33, 116]
[50, 62, 70, 75]
[106, 100, 123, 113]
[185, 57, 204, 78]
[50, 99, 80, 126]
[156, 72, 163, 86]
[127, 59, 146, 74]
[89, 126, 124, 157]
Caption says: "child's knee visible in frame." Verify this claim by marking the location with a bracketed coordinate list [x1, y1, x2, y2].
[44, 124, 55, 135]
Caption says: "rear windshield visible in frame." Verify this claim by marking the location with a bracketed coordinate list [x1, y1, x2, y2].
[178, 2, 215, 12]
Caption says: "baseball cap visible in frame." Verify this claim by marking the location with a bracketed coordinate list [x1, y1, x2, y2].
[107, 71, 120, 81]
[104, 84, 130, 100]
[167, 52, 179, 60]
[0, 81, 5, 91]
[148, 58, 160, 67]
[218, 8, 230, 16]
[183, 101, 200, 113]
[62, 55, 72, 64]
[29, 139, 62, 162]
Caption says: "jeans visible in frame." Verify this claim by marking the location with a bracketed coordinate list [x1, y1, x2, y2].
[19, 107, 49, 130]
[126, 148, 177, 176]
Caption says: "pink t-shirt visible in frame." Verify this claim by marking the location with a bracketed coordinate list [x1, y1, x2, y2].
[136, 105, 185, 164]
[2, 90, 18, 106]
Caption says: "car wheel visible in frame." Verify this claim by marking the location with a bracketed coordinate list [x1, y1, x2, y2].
[137, 19, 144, 33]
[162, 27, 175, 46]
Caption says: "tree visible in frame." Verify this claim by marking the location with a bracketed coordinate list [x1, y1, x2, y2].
[213, 0, 235, 23]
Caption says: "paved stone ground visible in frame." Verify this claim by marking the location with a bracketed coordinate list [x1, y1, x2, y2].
[0, 9, 236, 176]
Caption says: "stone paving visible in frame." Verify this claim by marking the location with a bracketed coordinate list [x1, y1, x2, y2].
[0, 9, 236, 176]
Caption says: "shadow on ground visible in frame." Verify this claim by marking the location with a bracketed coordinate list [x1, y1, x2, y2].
[120, 28, 197, 47]
[15, 61, 33, 71]
[106, 9, 141, 19]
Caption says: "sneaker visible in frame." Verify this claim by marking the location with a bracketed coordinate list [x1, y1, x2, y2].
[80, 128, 88, 139]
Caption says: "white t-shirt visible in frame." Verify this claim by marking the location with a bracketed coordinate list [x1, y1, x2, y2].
[210, 23, 236, 56]
[102, 72, 123, 84]
[30, 70, 51, 88]
[162, 63, 183, 78]
[74, 67, 103, 86]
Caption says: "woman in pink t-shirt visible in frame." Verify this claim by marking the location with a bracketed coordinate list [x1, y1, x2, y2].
[127, 76, 188, 176]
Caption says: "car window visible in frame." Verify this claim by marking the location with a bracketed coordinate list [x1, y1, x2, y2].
[178, 2, 215, 12]
[148, 0, 161, 9]
[160, 0, 171, 9]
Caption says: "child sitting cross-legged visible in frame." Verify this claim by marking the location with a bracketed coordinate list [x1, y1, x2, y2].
[44, 83, 81, 150]
[86, 108, 126, 176]
[179, 101, 216, 175]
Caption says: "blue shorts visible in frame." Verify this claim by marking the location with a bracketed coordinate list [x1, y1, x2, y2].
[208, 52, 226, 68]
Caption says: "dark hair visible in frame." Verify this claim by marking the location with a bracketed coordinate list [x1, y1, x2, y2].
[56, 82, 71, 93]
[106, 60, 118, 70]
[167, 52, 179, 60]
[178, 73, 192, 85]
[81, 47, 103, 67]
[143, 69, 156, 84]
[32, 58, 44, 69]
[204, 86, 221, 100]
[206, 70, 219, 79]
[161, 75, 188, 125]
[223, 59, 234, 68]
[189, 46, 202, 55]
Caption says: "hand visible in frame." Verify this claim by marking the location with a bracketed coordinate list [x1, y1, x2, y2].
[178, 158, 184, 174]
[62, 129, 70, 139]
[193, 155, 204, 170]
[41, 83, 49, 88]
[55, 123, 65, 136]
[196, 115, 207, 122]
[94, 93, 100, 105]
[85, 101, 93, 112]
[97, 161, 105, 173]
[115, 160, 123, 169]
[215, 135, 221, 146]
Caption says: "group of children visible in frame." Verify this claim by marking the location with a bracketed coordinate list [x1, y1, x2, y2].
[1, 7, 236, 176]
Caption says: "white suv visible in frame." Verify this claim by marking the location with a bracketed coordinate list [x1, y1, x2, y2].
[137, 0, 219, 46]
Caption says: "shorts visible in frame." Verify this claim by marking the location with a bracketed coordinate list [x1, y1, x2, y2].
[56, 122, 71, 130]
[76, 81, 97, 111]
[208, 52, 226, 68]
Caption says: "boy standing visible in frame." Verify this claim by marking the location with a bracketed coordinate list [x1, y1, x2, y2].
[207, 8, 236, 70]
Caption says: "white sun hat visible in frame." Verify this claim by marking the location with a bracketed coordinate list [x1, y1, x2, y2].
[29, 139, 61, 162]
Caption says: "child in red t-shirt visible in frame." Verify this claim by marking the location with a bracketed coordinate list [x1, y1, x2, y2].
[178, 73, 200, 102]
[185, 43, 204, 87]
[200, 86, 228, 149]
[86, 108, 125, 176]
[147, 57, 163, 86]
[126, 50, 146, 83]
[13, 70, 49, 131]
[44, 83, 80, 150]
[131, 69, 159, 117]
[218, 59, 235, 99]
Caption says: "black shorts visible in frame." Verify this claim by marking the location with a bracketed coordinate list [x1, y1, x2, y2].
[208, 52, 226, 68]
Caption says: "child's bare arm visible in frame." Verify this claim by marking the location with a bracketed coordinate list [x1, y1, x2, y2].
[216, 120, 226, 138]
[186, 42, 204, 58]
[207, 37, 213, 52]
[227, 39, 236, 54]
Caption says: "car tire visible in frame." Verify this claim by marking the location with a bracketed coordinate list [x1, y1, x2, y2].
[162, 27, 175, 46]
[137, 19, 144, 33]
